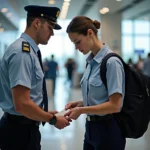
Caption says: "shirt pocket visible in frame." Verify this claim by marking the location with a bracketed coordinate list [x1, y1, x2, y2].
[35, 69, 44, 79]
[89, 77, 104, 99]
[35, 60, 44, 79]
[89, 77, 103, 86]
[34, 62, 44, 92]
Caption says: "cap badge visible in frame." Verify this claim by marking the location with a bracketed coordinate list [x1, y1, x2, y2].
[56, 10, 60, 18]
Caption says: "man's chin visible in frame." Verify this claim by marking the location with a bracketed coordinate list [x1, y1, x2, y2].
[83, 51, 88, 55]
[41, 41, 48, 45]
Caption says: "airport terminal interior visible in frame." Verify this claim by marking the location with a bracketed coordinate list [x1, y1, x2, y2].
[0, 0, 150, 149]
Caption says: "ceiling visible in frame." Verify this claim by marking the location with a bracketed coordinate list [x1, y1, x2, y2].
[0, 0, 149, 31]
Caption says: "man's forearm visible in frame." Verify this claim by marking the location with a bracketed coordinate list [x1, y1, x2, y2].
[16, 99, 53, 122]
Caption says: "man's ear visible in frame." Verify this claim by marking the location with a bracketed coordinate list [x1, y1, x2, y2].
[87, 29, 93, 36]
[34, 18, 41, 29]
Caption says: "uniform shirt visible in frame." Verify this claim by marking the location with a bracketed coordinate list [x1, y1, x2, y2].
[0, 33, 44, 115]
[80, 45, 125, 116]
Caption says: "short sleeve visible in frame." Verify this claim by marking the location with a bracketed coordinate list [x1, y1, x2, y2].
[106, 57, 125, 96]
[8, 51, 33, 89]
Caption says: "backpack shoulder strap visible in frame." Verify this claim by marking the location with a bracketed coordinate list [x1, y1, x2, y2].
[100, 53, 126, 89]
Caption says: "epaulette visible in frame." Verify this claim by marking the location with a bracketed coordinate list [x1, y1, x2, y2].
[22, 41, 30, 52]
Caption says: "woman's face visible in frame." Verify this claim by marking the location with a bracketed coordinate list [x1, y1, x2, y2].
[68, 32, 93, 55]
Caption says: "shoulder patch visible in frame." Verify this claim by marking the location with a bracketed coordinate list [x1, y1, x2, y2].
[22, 41, 30, 52]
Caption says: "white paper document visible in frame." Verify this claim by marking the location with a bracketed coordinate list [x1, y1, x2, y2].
[55, 109, 70, 116]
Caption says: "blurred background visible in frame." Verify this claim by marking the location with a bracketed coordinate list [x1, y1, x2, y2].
[0, 0, 150, 149]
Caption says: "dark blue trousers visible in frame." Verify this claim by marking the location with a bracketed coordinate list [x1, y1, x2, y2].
[0, 114, 41, 150]
[83, 118, 126, 150]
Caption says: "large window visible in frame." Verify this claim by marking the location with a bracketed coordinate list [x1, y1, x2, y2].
[122, 15, 150, 63]
[134, 20, 150, 34]
[122, 20, 133, 34]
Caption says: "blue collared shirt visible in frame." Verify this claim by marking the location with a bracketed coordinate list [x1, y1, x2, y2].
[80, 45, 125, 115]
[0, 33, 44, 115]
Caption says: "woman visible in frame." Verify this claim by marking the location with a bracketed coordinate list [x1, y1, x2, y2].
[65, 16, 126, 150]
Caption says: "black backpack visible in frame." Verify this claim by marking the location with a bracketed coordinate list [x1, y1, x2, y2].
[100, 53, 150, 139]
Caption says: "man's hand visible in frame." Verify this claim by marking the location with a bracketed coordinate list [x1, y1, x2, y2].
[54, 116, 70, 129]
[65, 101, 83, 110]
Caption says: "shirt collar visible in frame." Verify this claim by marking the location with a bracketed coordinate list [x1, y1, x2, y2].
[86, 44, 110, 64]
[21, 33, 39, 53]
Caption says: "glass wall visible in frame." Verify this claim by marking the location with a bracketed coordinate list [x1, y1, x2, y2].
[122, 13, 150, 63]
[0, 31, 18, 59]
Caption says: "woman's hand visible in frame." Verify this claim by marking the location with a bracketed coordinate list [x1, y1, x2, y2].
[65, 101, 83, 110]
[64, 107, 82, 120]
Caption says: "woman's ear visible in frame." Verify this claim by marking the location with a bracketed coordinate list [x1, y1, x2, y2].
[87, 29, 93, 36]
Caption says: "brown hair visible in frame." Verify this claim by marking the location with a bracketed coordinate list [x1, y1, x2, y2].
[66, 16, 101, 36]
[26, 17, 47, 28]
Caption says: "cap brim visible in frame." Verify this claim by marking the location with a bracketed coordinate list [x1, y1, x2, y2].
[54, 23, 62, 30]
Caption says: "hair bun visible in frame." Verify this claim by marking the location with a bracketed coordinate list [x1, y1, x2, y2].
[93, 20, 101, 29]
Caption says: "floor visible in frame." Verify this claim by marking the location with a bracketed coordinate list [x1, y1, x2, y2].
[0, 77, 150, 150]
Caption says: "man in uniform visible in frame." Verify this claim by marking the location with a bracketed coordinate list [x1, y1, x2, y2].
[0, 5, 70, 150]
[46, 54, 58, 95]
